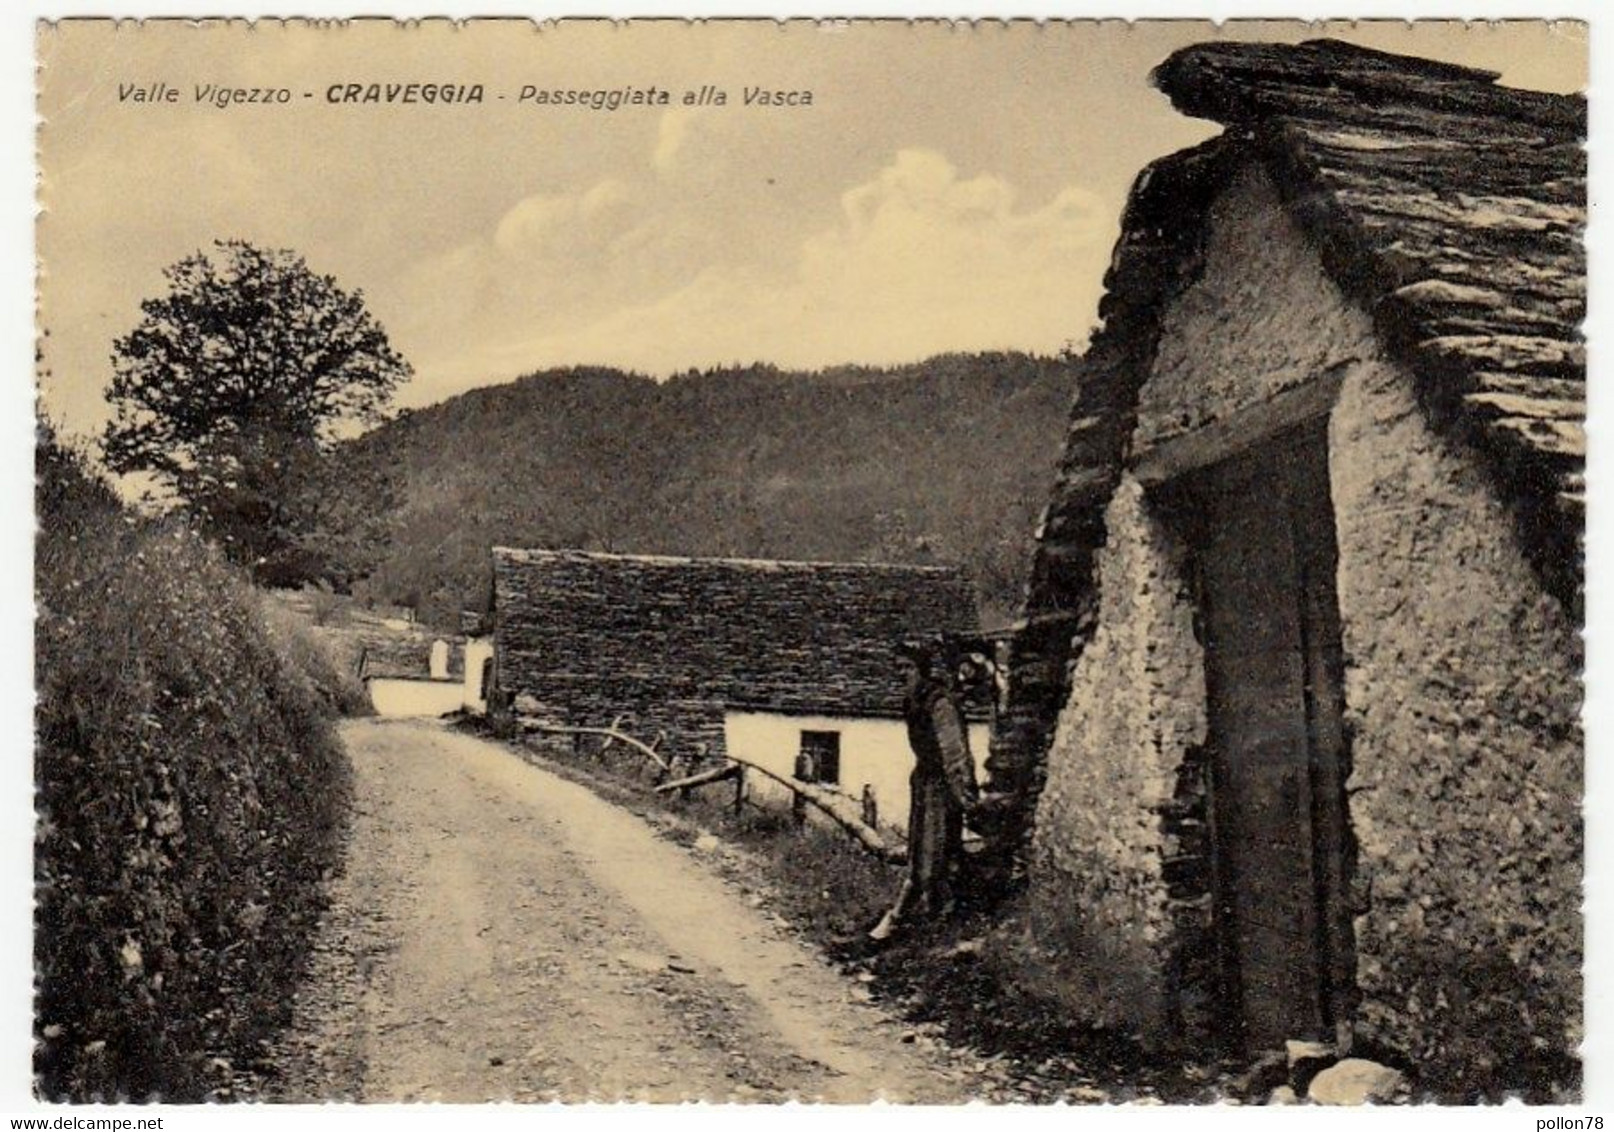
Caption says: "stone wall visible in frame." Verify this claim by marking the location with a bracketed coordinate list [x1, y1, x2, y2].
[993, 137, 1243, 865]
[1329, 347, 1582, 1088]
[1135, 165, 1356, 451]
[1026, 476, 1210, 1046]
[1026, 163, 1351, 1050]
[1026, 161, 1581, 1083]
[511, 689, 730, 765]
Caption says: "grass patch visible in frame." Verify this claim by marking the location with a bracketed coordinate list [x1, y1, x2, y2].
[256, 594, 372, 719]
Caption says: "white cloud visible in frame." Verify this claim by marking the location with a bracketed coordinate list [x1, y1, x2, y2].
[492, 194, 573, 258]
[449, 148, 1111, 380]
[580, 178, 633, 222]
[650, 106, 751, 189]
[492, 177, 637, 259]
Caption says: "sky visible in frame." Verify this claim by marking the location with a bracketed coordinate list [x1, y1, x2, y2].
[36, 18, 1588, 441]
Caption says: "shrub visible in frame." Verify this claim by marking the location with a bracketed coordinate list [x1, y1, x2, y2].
[34, 431, 351, 1100]
[256, 596, 372, 719]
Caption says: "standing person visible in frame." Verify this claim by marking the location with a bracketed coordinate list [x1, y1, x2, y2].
[868, 637, 981, 942]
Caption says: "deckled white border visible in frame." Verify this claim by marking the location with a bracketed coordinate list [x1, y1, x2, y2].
[6, 3, 1603, 1125]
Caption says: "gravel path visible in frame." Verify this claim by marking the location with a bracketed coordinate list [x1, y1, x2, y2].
[273, 718, 974, 1102]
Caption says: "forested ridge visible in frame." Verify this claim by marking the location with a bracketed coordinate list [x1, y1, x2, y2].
[344, 352, 1081, 629]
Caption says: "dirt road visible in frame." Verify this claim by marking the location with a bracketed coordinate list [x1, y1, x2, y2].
[275, 719, 974, 1102]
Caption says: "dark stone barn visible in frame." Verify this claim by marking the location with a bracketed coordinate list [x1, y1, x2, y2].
[489, 547, 987, 829]
[1001, 40, 1583, 1090]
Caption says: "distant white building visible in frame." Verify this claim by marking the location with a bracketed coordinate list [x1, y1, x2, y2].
[724, 709, 989, 834]
[359, 634, 467, 718]
[463, 636, 494, 714]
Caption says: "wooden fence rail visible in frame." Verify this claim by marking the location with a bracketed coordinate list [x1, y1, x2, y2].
[518, 720, 670, 773]
[518, 716, 905, 865]
[659, 753, 905, 865]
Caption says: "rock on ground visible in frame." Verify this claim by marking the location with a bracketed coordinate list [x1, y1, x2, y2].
[1307, 1059, 1406, 1105]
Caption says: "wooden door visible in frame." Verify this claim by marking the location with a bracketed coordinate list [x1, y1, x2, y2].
[1177, 419, 1351, 1054]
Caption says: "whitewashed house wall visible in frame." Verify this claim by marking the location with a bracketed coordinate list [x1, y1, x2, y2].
[725, 710, 990, 833]
[463, 637, 495, 714]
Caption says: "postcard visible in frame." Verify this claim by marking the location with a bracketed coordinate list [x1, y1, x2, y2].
[31, 17, 1588, 1107]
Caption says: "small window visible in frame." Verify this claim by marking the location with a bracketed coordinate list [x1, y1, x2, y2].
[796, 730, 841, 786]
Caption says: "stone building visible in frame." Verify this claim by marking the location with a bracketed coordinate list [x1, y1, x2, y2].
[488, 547, 988, 831]
[358, 632, 467, 717]
[1005, 40, 1583, 1088]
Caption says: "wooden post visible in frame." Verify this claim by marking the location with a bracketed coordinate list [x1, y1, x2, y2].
[520, 722, 671, 775]
[861, 783, 878, 829]
[733, 765, 746, 816]
[792, 750, 811, 827]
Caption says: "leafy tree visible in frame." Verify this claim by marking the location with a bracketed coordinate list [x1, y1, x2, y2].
[102, 240, 411, 585]
[179, 424, 401, 589]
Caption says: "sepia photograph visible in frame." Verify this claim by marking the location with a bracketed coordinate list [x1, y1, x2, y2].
[28, 15, 1588, 1109]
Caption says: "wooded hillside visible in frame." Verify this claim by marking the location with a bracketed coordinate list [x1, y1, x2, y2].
[344, 352, 1080, 629]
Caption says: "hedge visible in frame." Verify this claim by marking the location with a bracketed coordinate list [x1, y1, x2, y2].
[35, 434, 351, 1100]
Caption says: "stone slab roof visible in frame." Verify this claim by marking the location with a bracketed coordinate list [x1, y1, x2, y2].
[1155, 39, 1585, 603]
[993, 39, 1584, 818]
[491, 547, 981, 719]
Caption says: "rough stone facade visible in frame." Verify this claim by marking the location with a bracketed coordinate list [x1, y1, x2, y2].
[1136, 167, 1352, 450]
[1328, 340, 1582, 1086]
[991, 134, 1240, 871]
[1026, 476, 1209, 1046]
[1025, 159, 1582, 1082]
